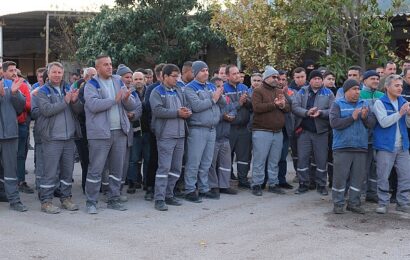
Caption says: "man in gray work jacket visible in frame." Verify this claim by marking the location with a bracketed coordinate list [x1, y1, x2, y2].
[292, 70, 335, 195]
[0, 77, 27, 211]
[84, 55, 138, 214]
[184, 61, 225, 203]
[37, 61, 83, 214]
[150, 64, 191, 211]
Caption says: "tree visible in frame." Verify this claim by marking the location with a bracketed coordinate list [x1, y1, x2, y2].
[211, 0, 301, 71]
[75, 0, 223, 67]
[211, 0, 403, 78]
[278, 0, 403, 79]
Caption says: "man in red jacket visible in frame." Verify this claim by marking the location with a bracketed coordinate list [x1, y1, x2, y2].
[2, 61, 33, 194]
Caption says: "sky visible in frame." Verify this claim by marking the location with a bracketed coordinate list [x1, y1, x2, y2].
[0, 0, 116, 16]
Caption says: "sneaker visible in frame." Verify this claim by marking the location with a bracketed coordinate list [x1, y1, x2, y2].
[238, 181, 251, 189]
[10, 201, 28, 212]
[376, 205, 388, 214]
[317, 186, 329, 196]
[278, 183, 294, 189]
[107, 199, 127, 211]
[396, 204, 410, 213]
[333, 204, 345, 214]
[295, 184, 309, 194]
[165, 197, 182, 206]
[268, 185, 286, 195]
[18, 182, 34, 194]
[185, 192, 202, 203]
[365, 195, 378, 204]
[127, 182, 137, 194]
[61, 198, 79, 211]
[155, 200, 168, 211]
[346, 204, 365, 214]
[252, 185, 262, 196]
[86, 202, 98, 214]
[119, 195, 128, 202]
[199, 190, 220, 200]
[219, 187, 238, 195]
[41, 202, 61, 214]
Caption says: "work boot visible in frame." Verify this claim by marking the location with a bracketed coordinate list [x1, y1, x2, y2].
[107, 199, 127, 211]
[18, 182, 34, 194]
[220, 187, 238, 195]
[144, 187, 154, 201]
[185, 191, 202, 203]
[295, 184, 309, 194]
[127, 182, 137, 194]
[252, 185, 262, 196]
[165, 197, 182, 206]
[346, 204, 365, 214]
[238, 181, 251, 189]
[365, 195, 378, 203]
[268, 185, 286, 194]
[396, 204, 410, 213]
[333, 204, 345, 214]
[317, 186, 329, 196]
[155, 200, 168, 211]
[41, 202, 61, 214]
[376, 205, 388, 214]
[10, 201, 28, 212]
[86, 201, 97, 214]
[61, 198, 79, 211]
[199, 190, 220, 200]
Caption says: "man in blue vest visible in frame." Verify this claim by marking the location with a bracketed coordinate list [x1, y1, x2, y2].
[373, 74, 410, 214]
[330, 79, 376, 214]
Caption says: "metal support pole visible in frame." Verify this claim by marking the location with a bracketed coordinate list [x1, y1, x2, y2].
[45, 12, 49, 65]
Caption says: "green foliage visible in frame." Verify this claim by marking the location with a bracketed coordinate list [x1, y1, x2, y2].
[76, 0, 223, 66]
[212, 0, 403, 77]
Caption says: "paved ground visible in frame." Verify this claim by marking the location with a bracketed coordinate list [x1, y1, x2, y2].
[1, 144, 410, 259]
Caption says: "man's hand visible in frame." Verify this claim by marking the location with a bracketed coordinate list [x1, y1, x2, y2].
[0, 80, 5, 97]
[400, 102, 410, 116]
[352, 108, 361, 120]
[64, 92, 72, 104]
[361, 106, 369, 120]
[115, 89, 123, 103]
[212, 87, 223, 103]
[307, 107, 318, 116]
[223, 113, 235, 122]
[239, 93, 247, 106]
[122, 89, 132, 100]
[70, 89, 79, 103]
[11, 78, 24, 94]
[127, 112, 134, 119]
[31, 87, 40, 96]
[178, 107, 192, 119]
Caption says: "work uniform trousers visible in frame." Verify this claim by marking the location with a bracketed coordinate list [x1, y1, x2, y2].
[0, 138, 21, 204]
[40, 139, 75, 203]
[332, 151, 366, 206]
[363, 144, 377, 198]
[251, 130, 283, 187]
[229, 126, 251, 184]
[376, 148, 410, 206]
[17, 124, 28, 183]
[209, 139, 231, 189]
[34, 142, 44, 190]
[85, 130, 127, 204]
[154, 137, 184, 201]
[185, 127, 216, 194]
[297, 130, 328, 187]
